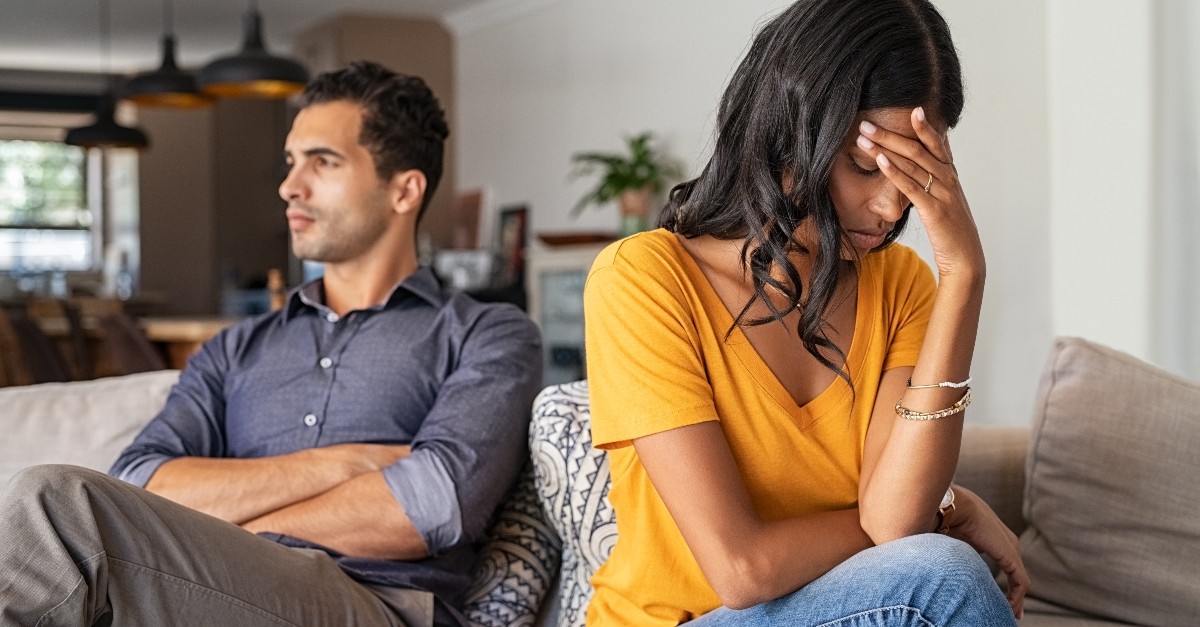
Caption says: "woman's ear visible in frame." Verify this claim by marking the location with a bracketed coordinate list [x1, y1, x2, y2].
[390, 169, 428, 218]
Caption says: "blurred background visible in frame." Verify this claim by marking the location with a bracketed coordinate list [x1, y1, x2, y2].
[0, 0, 1195, 425]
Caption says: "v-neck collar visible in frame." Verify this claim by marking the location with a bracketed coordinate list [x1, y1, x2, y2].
[664, 231, 876, 429]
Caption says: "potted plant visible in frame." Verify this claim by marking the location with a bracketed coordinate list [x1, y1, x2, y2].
[570, 132, 678, 236]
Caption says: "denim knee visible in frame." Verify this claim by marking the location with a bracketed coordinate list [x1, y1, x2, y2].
[870, 534, 1013, 626]
[880, 533, 991, 577]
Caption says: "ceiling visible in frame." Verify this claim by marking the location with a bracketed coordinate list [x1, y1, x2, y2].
[0, 0, 483, 74]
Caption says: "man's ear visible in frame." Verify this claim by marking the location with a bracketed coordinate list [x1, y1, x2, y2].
[389, 169, 427, 218]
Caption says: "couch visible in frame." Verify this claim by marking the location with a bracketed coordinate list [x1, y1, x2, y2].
[3, 337, 1198, 626]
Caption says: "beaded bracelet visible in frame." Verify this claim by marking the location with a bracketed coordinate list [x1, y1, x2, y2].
[895, 388, 972, 421]
[907, 376, 972, 390]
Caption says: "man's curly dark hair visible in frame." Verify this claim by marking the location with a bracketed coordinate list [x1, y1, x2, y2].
[300, 60, 450, 217]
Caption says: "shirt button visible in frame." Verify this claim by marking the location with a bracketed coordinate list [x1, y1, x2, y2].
[303, 413, 318, 427]
[319, 357, 333, 369]
[326, 312, 339, 323]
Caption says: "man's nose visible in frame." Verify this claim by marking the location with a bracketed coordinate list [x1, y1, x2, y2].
[279, 167, 304, 202]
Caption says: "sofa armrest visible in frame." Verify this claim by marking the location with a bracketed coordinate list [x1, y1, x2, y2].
[955, 424, 1029, 536]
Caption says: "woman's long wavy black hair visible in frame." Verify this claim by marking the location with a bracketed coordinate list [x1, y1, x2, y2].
[660, 0, 964, 383]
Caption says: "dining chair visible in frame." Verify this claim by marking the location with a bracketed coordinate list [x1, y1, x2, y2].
[0, 307, 25, 386]
[98, 312, 168, 375]
[1, 306, 72, 384]
[27, 298, 94, 381]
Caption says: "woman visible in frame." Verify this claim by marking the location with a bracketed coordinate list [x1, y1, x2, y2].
[583, 0, 1029, 625]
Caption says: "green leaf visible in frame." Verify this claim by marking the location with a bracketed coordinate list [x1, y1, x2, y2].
[568, 131, 680, 216]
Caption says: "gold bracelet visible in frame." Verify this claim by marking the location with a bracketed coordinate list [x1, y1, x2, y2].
[895, 388, 972, 421]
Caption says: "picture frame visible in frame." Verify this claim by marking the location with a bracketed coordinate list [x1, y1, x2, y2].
[495, 205, 528, 287]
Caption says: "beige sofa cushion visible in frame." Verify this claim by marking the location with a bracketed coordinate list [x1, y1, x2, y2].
[1020, 337, 1200, 626]
[0, 370, 179, 486]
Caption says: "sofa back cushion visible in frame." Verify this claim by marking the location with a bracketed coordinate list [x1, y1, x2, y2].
[0, 370, 179, 486]
[1021, 337, 1200, 626]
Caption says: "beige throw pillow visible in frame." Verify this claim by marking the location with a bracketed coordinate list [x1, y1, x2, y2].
[1020, 337, 1200, 626]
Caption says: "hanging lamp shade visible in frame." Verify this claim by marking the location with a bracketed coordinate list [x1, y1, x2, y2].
[122, 34, 212, 108]
[197, 7, 308, 99]
[65, 91, 150, 149]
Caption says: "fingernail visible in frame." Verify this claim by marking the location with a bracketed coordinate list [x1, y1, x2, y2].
[876, 153, 890, 167]
[915, 106, 926, 122]
[859, 120, 877, 135]
[856, 135, 874, 150]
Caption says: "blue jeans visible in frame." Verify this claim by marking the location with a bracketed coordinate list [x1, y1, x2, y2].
[688, 534, 1015, 626]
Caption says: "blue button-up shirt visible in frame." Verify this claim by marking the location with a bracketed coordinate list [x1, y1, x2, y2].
[111, 267, 542, 624]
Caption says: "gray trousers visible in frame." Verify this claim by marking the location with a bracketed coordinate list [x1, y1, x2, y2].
[0, 465, 435, 627]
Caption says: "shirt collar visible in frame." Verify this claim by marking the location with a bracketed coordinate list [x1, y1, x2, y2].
[282, 266, 445, 321]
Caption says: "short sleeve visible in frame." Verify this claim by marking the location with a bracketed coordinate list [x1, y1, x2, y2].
[880, 246, 937, 371]
[584, 238, 719, 450]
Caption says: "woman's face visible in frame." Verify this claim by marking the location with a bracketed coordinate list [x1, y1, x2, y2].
[824, 107, 930, 258]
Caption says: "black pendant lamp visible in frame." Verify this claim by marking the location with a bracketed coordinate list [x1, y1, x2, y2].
[65, 92, 150, 148]
[65, 0, 149, 149]
[197, 0, 309, 99]
[121, 0, 212, 108]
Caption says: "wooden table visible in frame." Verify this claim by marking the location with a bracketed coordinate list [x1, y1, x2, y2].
[36, 315, 239, 373]
[138, 317, 239, 369]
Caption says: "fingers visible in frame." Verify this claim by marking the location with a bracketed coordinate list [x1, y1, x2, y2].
[856, 133, 940, 204]
[874, 151, 928, 199]
[910, 107, 953, 164]
[949, 489, 1028, 619]
[998, 549, 1029, 619]
[858, 111, 955, 191]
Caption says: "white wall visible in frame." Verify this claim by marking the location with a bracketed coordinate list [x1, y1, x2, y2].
[449, 0, 1180, 426]
[1048, 1, 1155, 362]
[451, 0, 794, 240]
[1155, 0, 1200, 380]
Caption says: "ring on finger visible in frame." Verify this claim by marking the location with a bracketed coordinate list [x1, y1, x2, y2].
[923, 172, 934, 193]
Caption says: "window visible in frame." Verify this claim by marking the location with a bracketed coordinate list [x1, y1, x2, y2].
[0, 139, 93, 271]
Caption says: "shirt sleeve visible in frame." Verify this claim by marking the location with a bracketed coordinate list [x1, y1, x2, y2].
[108, 332, 232, 486]
[584, 239, 720, 450]
[881, 246, 938, 371]
[382, 304, 542, 555]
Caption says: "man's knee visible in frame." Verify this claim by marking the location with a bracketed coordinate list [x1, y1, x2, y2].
[3, 464, 114, 509]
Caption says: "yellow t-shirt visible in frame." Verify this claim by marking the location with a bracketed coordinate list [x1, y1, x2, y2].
[583, 229, 936, 626]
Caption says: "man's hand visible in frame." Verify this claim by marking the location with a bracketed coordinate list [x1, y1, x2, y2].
[145, 443, 411, 524]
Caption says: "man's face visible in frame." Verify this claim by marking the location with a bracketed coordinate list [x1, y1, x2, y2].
[278, 100, 392, 263]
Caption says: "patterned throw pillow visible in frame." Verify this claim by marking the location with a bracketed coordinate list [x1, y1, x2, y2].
[463, 461, 563, 627]
[529, 380, 617, 627]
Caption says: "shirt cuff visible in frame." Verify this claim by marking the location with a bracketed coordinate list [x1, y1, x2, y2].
[382, 449, 463, 556]
[110, 454, 171, 488]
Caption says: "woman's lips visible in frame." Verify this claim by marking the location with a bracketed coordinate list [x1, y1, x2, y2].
[847, 230, 886, 250]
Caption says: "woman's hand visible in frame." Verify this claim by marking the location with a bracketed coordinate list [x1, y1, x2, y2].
[944, 484, 1029, 619]
[857, 107, 984, 282]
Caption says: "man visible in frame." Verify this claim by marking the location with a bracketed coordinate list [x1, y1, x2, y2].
[0, 61, 542, 627]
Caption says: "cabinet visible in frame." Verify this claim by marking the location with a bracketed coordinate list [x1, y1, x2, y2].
[526, 242, 610, 386]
